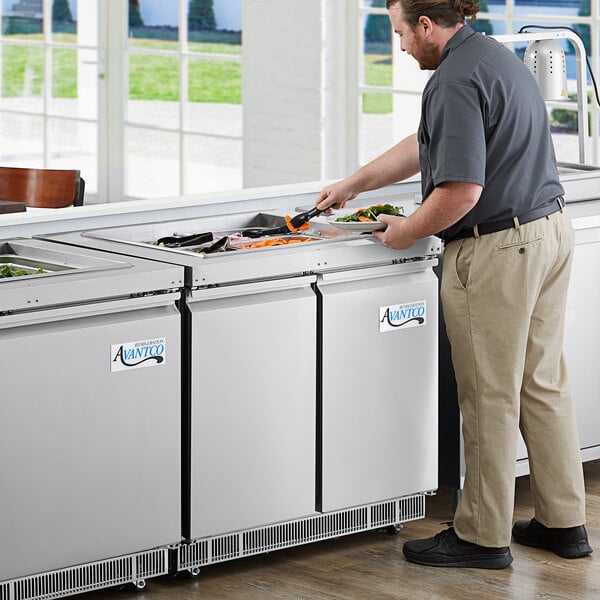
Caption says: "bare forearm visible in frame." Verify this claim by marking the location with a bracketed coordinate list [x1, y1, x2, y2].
[374, 182, 483, 249]
[316, 133, 419, 210]
[405, 184, 480, 238]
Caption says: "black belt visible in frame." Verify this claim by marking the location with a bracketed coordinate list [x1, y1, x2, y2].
[445, 196, 565, 244]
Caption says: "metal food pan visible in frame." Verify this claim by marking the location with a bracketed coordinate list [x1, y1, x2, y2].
[81, 212, 348, 250]
[83, 212, 290, 247]
[0, 263, 47, 278]
[229, 235, 321, 250]
[0, 240, 132, 278]
[0, 255, 71, 276]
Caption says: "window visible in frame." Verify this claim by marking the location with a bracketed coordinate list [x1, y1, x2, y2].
[0, 0, 243, 203]
[358, 0, 600, 166]
[0, 0, 100, 196]
[125, 0, 242, 199]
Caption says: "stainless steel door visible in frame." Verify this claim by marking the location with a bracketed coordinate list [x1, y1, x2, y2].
[517, 226, 600, 463]
[187, 277, 317, 539]
[564, 234, 600, 450]
[318, 263, 438, 512]
[0, 294, 181, 581]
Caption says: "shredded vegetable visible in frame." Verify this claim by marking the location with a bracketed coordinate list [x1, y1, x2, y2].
[240, 237, 314, 249]
[336, 203, 404, 222]
[1, 265, 44, 278]
[285, 215, 311, 233]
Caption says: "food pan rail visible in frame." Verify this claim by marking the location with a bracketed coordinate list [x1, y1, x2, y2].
[187, 235, 442, 288]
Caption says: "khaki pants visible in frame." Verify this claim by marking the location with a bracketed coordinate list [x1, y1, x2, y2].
[441, 209, 586, 548]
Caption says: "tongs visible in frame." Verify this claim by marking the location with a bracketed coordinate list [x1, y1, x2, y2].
[156, 231, 213, 248]
[196, 236, 230, 254]
[242, 206, 325, 239]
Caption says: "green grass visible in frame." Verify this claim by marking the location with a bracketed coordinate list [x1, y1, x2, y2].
[52, 47, 77, 98]
[1, 44, 44, 96]
[363, 92, 393, 114]
[127, 54, 241, 103]
[188, 58, 240, 103]
[1, 32, 241, 103]
[1, 33, 391, 112]
[365, 53, 392, 87]
[363, 52, 393, 114]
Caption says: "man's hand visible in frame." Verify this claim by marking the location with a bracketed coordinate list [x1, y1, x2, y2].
[316, 179, 358, 212]
[372, 181, 482, 250]
[372, 214, 417, 249]
[314, 133, 421, 212]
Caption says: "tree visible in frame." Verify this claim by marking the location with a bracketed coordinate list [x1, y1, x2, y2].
[365, 0, 390, 44]
[188, 0, 216, 32]
[52, 0, 72, 22]
[470, 0, 493, 37]
[129, 0, 144, 29]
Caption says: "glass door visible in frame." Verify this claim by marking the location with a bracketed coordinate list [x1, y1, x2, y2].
[124, 0, 242, 199]
[0, 0, 102, 201]
[0, 0, 243, 204]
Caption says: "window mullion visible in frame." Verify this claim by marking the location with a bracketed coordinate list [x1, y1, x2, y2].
[102, 0, 127, 202]
[43, 0, 51, 167]
[180, 0, 188, 196]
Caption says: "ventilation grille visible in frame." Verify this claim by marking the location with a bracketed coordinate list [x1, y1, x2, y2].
[212, 534, 239, 562]
[243, 505, 368, 555]
[179, 539, 210, 568]
[178, 493, 426, 570]
[398, 493, 426, 523]
[371, 500, 395, 528]
[6, 549, 167, 600]
[135, 550, 167, 579]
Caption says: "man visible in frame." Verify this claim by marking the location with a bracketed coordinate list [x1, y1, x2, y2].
[316, 0, 592, 569]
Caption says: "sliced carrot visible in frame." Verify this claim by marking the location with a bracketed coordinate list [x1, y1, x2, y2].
[244, 236, 316, 249]
[285, 215, 296, 232]
[285, 214, 312, 233]
[358, 215, 373, 222]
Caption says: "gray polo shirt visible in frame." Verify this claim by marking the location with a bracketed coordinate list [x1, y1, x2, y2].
[418, 25, 564, 241]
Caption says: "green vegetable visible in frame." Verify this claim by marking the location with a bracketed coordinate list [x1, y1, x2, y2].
[336, 203, 404, 222]
[0, 265, 44, 278]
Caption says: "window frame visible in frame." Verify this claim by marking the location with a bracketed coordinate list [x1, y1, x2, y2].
[357, 0, 600, 166]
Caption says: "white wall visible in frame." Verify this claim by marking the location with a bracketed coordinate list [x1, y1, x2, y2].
[242, 0, 323, 187]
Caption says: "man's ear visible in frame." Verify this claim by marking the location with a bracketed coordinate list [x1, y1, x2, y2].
[419, 16, 434, 34]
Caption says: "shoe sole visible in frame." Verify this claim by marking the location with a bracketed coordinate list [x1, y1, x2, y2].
[403, 550, 513, 569]
[512, 532, 593, 559]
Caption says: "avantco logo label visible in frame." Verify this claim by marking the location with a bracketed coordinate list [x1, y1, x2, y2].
[379, 301, 426, 332]
[111, 338, 166, 372]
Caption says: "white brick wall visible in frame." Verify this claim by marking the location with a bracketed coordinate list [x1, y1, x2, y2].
[243, 0, 324, 187]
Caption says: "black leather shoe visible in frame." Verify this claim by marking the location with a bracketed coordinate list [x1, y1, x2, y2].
[512, 518, 593, 558]
[402, 527, 513, 569]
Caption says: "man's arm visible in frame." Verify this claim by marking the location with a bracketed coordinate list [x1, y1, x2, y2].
[316, 133, 420, 210]
[373, 181, 483, 249]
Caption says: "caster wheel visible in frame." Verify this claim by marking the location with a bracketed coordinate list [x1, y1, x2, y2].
[188, 567, 201, 579]
[385, 524, 403, 535]
[132, 579, 146, 591]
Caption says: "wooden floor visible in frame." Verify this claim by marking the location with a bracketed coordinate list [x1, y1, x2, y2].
[74, 460, 599, 600]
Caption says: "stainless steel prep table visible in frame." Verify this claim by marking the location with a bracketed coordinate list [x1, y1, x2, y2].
[0, 239, 184, 596]
[39, 209, 441, 575]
